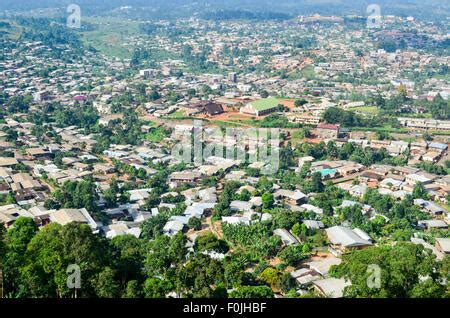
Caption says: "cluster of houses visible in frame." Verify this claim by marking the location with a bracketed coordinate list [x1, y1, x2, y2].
[0, 14, 449, 299]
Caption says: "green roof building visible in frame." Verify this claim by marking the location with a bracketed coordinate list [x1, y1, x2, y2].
[240, 97, 280, 116]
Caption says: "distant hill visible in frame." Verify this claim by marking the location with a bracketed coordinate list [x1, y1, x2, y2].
[0, 0, 448, 21]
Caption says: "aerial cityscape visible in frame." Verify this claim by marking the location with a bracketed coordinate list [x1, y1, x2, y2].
[0, 0, 449, 301]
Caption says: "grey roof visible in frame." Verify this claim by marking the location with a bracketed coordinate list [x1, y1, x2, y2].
[429, 142, 448, 150]
[274, 228, 299, 246]
[435, 238, 450, 253]
[306, 256, 342, 276]
[303, 220, 325, 229]
[418, 220, 448, 229]
[313, 278, 351, 298]
[163, 220, 184, 234]
[325, 226, 372, 248]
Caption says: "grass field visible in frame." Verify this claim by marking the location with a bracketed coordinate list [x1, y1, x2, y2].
[290, 130, 307, 145]
[81, 17, 140, 59]
[350, 126, 409, 134]
[167, 110, 186, 118]
[288, 64, 316, 81]
[348, 106, 379, 114]
[0, 20, 23, 40]
[145, 126, 171, 143]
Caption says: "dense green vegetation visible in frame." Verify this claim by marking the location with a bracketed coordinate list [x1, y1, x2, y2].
[330, 243, 448, 298]
[0, 218, 284, 298]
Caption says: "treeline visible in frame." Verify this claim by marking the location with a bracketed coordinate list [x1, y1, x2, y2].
[201, 10, 292, 21]
[0, 218, 279, 298]
[298, 140, 407, 166]
[16, 17, 83, 50]
[322, 106, 401, 128]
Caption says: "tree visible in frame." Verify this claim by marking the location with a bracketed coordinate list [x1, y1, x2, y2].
[295, 99, 308, 107]
[122, 280, 143, 298]
[277, 245, 309, 266]
[311, 172, 325, 193]
[412, 182, 428, 200]
[330, 243, 444, 298]
[51, 179, 99, 213]
[429, 94, 450, 120]
[140, 214, 169, 240]
[110, 235, 144, 284]
[144, 277, 171, 298]
[259, 267, 282, 290]
[229, 286, 274, 298]
[256, 177, 273, 193]
[195, 232, 229, 253]
[4, 217, 37, 252]
[224, 259, 246, 288]
[279, 272, 296, 293]
[2, 217, 38, 296]
[262, 192, 274, 210]
[238, 189, 251, 201]
[176, 254, 224, 297]
[188, 217, 202, 231]
[4, 221, 110, 298]
[92, 267, 120, 298]
[260, 90, 269, 98]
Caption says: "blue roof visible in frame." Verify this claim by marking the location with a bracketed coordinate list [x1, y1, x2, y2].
[319, 168, 337, 177]
[429, 142, 448, 150]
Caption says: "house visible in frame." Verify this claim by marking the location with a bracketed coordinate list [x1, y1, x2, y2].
[103, 223, 141, 239]
[25, 147, 52, 159]
[230, 200, 253, 213]
[274, 189, 307, 205]
[290, 268, 321, 287]
[325, 226, 372, 254]
[435, 238, 450, 255]
[414, 199, 445, 216]
[14, 188, 45, 206]
[0, 157, 18, 167]
[422, 151, 442, 163]
[379, 178, 403, 190]
[128, 188, 152, 202]
[418, 219, 448, 230]
[0, 204, 33, 228]
[184, 202, 215, 218]
[359, 171, 384, 182]
[306, 256, 342, 277]
[49, 208, 98, 232]
[405, 174, 432, 186]
[203, 102, 224, 116]
[240, 97, 279, 116]
[198, 187, 217, 203]
[222, 216, 251, 225]
[169, 171, 202, 184]
[313, 278, 351, 298]
[428, 142, 448, 151]
[300, 204, 324, 215]
[336, 162, 364, 176]
[337, 200, 372, 215]
[273, 228, 299, 246]
[298, 156, 315, 169]
[303, 220, 325, 230]
[316, 123, 340, 139]
[163, 220, 184, 236]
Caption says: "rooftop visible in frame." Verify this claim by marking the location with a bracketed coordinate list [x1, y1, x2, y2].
[249, 97, 279, 111]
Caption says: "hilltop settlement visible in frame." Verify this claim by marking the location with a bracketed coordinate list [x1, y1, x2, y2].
[0, 12, 449, 298]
